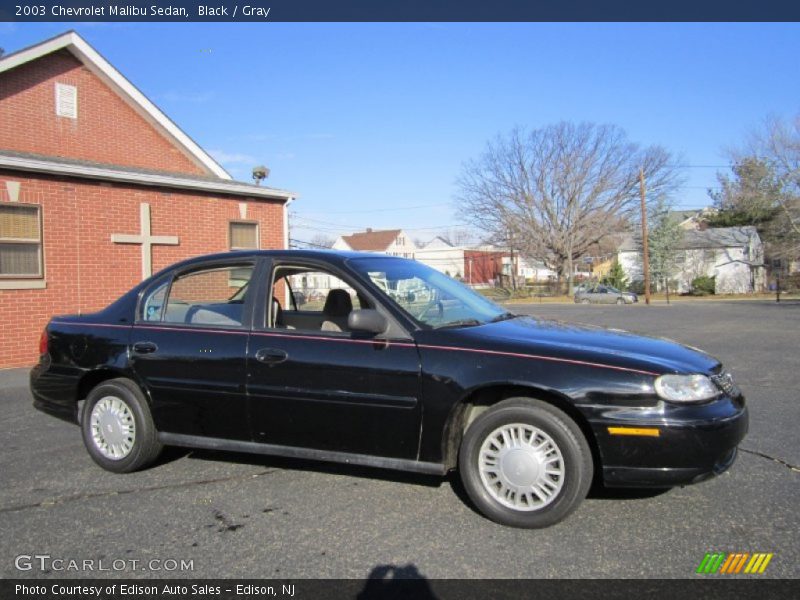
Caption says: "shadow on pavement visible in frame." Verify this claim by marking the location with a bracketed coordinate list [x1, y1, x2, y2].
[358, 564, 438, 599]
[183, 447, 444, 488]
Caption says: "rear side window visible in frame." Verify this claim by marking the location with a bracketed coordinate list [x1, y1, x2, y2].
[141, 265, 254, 327]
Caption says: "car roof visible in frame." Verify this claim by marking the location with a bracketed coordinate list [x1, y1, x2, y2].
[153, 249, 407, 276]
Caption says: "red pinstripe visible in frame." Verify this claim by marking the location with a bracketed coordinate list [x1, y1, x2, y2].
[50, 321, 658, 376]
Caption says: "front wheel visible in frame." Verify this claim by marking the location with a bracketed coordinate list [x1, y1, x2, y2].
[81, 378, 162, 473]
[459, 398, 593, 528]
[616, 297, 625, 305]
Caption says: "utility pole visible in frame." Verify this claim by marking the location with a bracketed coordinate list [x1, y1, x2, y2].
[507, 229, 516, 290]
[639, 168, 651, 305]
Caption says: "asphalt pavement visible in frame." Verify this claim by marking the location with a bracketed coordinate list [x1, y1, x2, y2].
[1, 301, 798, 579]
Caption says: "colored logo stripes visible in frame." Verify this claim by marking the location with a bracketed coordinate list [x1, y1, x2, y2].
[696, 552, 773, 574]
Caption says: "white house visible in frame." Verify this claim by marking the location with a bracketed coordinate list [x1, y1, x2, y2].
[618, 226, 766, 294]
[333, 228, 417, 257]
[415, 237, 466, 278]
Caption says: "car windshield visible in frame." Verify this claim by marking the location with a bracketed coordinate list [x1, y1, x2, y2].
[606, 286, 620, 293]
[349, 257, 510, 328]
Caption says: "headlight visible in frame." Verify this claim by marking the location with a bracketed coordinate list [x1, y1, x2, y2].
[654, 374, 720, 403]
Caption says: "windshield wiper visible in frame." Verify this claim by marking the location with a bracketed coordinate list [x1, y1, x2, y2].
[489, 312, 517, 323]
[434, 318, 483, 329]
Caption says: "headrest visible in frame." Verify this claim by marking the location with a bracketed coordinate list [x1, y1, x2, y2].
[323, 289, 353, 317]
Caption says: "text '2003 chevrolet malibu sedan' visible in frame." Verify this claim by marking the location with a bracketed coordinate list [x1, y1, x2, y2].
[31, 250, 748, 528]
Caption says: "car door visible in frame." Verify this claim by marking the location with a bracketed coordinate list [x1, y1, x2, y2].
[130, 260, 258, 440]
[591, 285, 608, 304]
[246, 259, 423, 459]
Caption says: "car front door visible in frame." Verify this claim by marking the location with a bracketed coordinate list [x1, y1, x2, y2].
[246, 260, 422, 460]
[130, 260, 258, 441]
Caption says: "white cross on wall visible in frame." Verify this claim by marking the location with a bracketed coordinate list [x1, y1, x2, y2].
[111, 203, 179, 280]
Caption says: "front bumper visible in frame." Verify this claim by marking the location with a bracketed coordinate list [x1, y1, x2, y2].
[587, 396, 748, 487]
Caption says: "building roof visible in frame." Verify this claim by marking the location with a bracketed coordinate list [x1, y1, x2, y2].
[340, 229, 402, 251]
[619, 226, 759, 252]
[424, 236, 455, 248]
[0, 150, 295, 202]
[0, 31, 231, 180]
[669, 209, 702, 223]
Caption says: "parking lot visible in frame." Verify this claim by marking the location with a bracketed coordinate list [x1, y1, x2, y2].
[1, 301, 798, 580]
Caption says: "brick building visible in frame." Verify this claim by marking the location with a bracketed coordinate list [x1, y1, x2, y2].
[0, 31, 296, 367]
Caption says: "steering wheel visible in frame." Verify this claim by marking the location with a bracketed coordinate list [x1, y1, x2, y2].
[414, 299, 444, 321]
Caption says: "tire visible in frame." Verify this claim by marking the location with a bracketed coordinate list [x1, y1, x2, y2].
[81, 378, 162, 473]
[616, 298, 624, 305]
[458, 398, 593, 528]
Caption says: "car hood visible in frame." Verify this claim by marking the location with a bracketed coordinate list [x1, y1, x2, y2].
[434, 315, 720, 376]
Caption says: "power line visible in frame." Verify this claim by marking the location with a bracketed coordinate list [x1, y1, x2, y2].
[669, 164, 733, 169]
[299, 202, 451, 215]
[292, 217, 464, 234]
[289, 237, 334, 249]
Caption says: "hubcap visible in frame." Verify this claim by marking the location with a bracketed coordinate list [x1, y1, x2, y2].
[478, 423, 565, 512]
[90, 396, 136, 460]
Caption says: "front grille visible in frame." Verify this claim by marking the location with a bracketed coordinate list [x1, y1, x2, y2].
[711, 371, 741, 398]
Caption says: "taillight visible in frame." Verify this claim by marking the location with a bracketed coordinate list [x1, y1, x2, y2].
[38, 329, 48, 355]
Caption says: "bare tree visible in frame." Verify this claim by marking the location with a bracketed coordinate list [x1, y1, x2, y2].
[742, 114, 800, 255]
[456, 122, 680, 293]
[309, 234, 335, 249]
[438, 228, 476, 247]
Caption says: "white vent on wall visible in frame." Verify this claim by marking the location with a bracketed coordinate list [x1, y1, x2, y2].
[55, 83, 77, 119]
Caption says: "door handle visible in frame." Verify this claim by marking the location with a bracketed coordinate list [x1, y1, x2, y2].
[255, 348, 288, 364]
[132, 341, 158, 354]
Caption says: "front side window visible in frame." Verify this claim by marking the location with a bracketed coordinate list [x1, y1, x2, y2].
[142, 265, 253, 327]
[349, 257, 508, 328]
[269, 266, 367, 333]
[0, 204, 43, 278]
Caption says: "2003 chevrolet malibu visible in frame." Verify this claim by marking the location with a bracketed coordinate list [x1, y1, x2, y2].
[31, 250, 748, 527]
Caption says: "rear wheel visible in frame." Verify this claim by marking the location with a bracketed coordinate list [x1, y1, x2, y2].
[459, 398, 592, 528]
[81, 378, 162, 473]
[580, 298, 590, 305]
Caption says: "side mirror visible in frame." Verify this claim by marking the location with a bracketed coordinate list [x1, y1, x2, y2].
[348, 309, 388, 335]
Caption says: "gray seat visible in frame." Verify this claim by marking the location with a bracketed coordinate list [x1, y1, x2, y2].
[321, 289, 353, 332]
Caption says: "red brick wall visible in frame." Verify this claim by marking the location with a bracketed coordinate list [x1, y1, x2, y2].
[0, 170, 285, 367]
[0, 50, 209, 177]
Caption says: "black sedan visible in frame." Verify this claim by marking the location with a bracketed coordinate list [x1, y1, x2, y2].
[31, 250, 747, 528]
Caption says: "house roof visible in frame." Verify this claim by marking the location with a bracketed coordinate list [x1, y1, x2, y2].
[0, 150, 295, 202]
[619, 226, 759, 252]
[424, 236, 454, 248]
[669, 209, 702, 223]
[0, 31, 231, 180]
[340, 229, 401, 251]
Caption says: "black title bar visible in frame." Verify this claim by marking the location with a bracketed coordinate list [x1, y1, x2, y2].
[1, 0, 799, 22]
[3, 579, 800, 600]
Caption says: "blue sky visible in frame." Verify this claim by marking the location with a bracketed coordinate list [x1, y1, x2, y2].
[3, 23, 799, 245]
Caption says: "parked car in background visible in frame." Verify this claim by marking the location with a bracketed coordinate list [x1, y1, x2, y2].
[575, 284, 638, 305]
[31, 251, 745, 528]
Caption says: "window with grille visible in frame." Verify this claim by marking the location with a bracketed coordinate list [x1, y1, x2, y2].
[0, 204, 43, 278]
[229, 222, 258, 283]
[230, 222, 259, 250]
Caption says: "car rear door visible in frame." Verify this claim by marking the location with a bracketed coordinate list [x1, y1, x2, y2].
[245, 258, 423, 460]
[130, 259, 259, 441]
